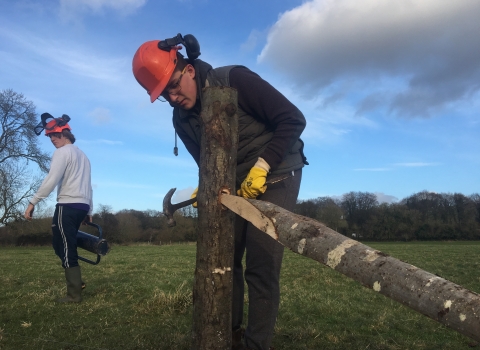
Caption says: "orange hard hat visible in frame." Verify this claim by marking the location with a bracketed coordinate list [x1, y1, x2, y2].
[45, 119, 71, 135]
[132, 40, 179, 103]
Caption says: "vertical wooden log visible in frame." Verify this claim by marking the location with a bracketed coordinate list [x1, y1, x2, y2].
[193, 86, 238, 349]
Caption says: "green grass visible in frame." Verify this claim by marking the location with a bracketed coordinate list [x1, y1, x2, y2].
[0, 242, 479, 349]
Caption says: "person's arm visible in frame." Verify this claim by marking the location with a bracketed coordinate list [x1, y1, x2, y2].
[229, 67, 306, 171]
[24, 203, 35, 220]
[24, 149, 66, 220]
[82, 215, 92, 225]
[82, 186, 93, 225]
[88, 187, 93, 216]
[29, 149, 67, 205]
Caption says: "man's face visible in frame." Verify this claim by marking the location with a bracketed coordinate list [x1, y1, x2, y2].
[48, 133, 69, 148]
[161, 64, 197, 110]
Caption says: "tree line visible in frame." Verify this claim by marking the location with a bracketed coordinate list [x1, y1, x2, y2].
[294, 191, 480, 241]
[2, 190, 479, 246]
[0, 204, 198, 246]
[1, 89, 479, 245]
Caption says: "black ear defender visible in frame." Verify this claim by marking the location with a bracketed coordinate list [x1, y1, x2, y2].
[158, 33, 201, 61]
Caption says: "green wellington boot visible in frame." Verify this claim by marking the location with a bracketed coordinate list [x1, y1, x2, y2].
[57, 266, 83, 303]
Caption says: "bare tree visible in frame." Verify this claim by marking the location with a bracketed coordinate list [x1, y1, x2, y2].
[0, 89, 50, 225]
[0, 161, 43, 224]
[316, 197, 347, 232]
[0, 89, 49, 171]
[92, 204, 119, 242]
[470, 193, 480, 224]
[341, 191, 379, 236]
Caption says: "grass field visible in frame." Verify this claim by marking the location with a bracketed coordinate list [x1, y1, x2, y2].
[1, 241, 479, 350]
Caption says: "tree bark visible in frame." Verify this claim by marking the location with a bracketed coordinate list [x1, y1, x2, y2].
[193, 87, 238, 349]
[220, 195, 480, 343]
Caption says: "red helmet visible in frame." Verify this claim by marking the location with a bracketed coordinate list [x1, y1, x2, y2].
[132, 40, 179, 103]
[45, 119, 71, 135]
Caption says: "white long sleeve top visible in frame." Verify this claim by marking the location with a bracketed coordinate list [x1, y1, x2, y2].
[30, 144, 93, 215]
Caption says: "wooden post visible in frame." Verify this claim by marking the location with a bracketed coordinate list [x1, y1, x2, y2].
[220, 195, 480, 342]
[193, 87, 238, 349]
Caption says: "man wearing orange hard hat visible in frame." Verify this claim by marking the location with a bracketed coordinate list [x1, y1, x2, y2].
[133, 34, 308, 350]
[25, 113, 93, 303]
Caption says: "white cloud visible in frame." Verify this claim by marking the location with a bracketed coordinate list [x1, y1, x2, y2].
[89, 107, 113, 125]
[240, 29, 265, 53]
[259, 0, 480, 118]
[97, 139, 124, 145]
[95, 180, 155, 189]
[0, 27, 126, 83]
[375, 192, 398, 204]
[394, 162, 440, 167]
[77, 139, 124, 145]
[353, 162, 440, 171]
[172, 187, 196, 203]
[120, 151, 197, 168]
[354, 168, 390, 172]
[59, 0, 146, 20]
[299, 99, 377, 143]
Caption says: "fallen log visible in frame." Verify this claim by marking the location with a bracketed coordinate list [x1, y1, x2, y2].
[220, 194, 480, 342]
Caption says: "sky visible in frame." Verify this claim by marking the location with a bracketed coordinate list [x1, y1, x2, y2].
[1, 0, 479, 214]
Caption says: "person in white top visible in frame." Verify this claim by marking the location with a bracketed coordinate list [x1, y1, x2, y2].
[25, 113, 93, 303]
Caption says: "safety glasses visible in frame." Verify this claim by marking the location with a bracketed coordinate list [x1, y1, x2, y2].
[157, 66, 187, 102]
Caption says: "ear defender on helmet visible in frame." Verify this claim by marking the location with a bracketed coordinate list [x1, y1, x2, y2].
[158, 33, 201, 61]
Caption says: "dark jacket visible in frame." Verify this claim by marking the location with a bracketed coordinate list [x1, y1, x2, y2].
[172, 59, 307, 186]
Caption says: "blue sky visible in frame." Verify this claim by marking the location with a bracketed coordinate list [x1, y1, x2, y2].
[1, 0, 479, 214]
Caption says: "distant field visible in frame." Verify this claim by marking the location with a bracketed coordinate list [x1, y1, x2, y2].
[0, 241, 479, 349]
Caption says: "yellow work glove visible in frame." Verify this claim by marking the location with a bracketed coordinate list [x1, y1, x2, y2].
[191, 187, 198, 208]
[237, 158, 270, 199]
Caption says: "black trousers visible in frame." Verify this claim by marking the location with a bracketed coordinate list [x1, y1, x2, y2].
[52, 205, 87, 269]
[232, 169, 302, 350]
